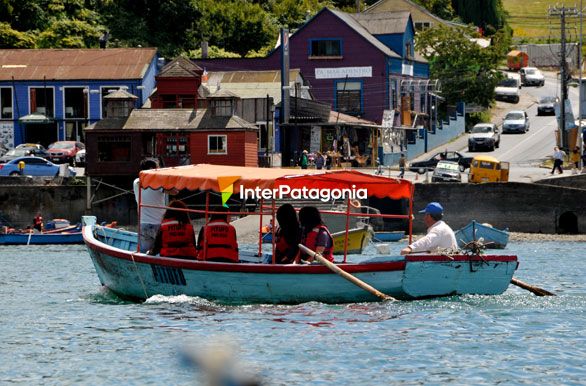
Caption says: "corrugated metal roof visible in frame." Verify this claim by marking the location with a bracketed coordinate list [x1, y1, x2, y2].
[121, 108, 258, 130]
[352, 11, 410, 35]
[0, 48, 158, 81]
[328, 9, 400, 58]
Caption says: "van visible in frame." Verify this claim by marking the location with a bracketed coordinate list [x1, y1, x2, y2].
[468, 155, 509, 183]
[495, 72, 521, 104]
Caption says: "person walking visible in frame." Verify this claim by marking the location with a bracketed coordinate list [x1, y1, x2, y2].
[314, 152, 325, 170]
[570, 146, 581, 172]
[400, 202, 457, 255]
[551, 146, 566, 175]
[398, 153, 406, 178]
[300, 150, 309, 169]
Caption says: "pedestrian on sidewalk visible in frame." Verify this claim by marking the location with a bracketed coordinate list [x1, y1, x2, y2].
[398, 153, 406, 178]
[551, 146, 566, 175]
[570, 146, 581, 172]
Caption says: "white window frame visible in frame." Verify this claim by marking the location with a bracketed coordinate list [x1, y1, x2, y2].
[208, 135, 227, 155]
[28, 85, 56, 116]
[0, 86, 14, 119]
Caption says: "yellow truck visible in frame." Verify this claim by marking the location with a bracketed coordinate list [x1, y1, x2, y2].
[468, 155, 509, 183]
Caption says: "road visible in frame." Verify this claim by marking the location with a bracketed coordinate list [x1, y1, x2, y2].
[407, 70, 582, 183]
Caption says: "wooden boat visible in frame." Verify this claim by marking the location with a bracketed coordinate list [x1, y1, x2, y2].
[373, 231, 405, 242]
[0, 224, 83, 245]
[455, 220, 509, 249]
[83, 164, 519, 304]
[263, 225, 373, 255]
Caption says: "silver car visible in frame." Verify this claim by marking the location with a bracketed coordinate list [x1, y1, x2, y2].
[502, 110, 530, 133]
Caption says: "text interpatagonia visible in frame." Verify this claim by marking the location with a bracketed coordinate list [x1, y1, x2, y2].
[239, 185, 368, 202]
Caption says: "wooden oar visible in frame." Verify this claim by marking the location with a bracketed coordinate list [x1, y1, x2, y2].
[298, 244, 397, 302]
[510, 277, 555, 296]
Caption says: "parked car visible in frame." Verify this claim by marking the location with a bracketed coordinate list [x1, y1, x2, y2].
[75, 148, 86, 166]
[48, 141, 85, 165]
[409, 151, 473, 174]
[495, 73, 521, 103]
[469, 155, 510, 183]
[0, 146, 49, 163]
[431, 160, 462, 182]
[0, 156, 76, 177]
[520, 67, 545, 87]
[537, 96, 558, 116]
[468, 123, 500, 152]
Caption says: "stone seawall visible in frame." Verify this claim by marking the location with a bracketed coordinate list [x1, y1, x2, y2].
[0, 180, 584, 234]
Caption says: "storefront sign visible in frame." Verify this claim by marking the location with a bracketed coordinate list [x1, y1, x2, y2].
[315, 66, 372, 79]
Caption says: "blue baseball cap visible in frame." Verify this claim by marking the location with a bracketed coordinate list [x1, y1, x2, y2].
[419, 202, 443, 215]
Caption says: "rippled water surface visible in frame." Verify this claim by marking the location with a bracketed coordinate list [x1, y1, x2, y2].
[1, 242, 586, 385]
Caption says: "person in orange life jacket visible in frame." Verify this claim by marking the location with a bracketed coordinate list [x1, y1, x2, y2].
[33, 213, 43, 232]
[274, 204, 301, 264]
[151, 200, 197, 259]
[297, 206, 334, 263]
[197, 206, 239, 263]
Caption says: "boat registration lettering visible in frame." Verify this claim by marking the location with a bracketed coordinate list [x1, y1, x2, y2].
[151, 264, 186, 286]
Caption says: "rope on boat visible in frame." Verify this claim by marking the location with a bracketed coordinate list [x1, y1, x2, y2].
[130, 252, 149, 300]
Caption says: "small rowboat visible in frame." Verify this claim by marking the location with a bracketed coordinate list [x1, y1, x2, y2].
[455, 220, 509, 249]
[0, 225, 83, 245]
[83, 165, 519, 304]
[373, 231, 405, 242]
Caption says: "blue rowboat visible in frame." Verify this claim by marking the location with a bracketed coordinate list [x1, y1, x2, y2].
[455, 220, 509, 249]
[83, 216, 518, 304]
[373, 231, 405, 242]
[0, 230, 83, 245]
[84, 165, 519, 304]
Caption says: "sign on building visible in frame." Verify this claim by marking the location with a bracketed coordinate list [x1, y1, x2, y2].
[315, 66, 372, 79]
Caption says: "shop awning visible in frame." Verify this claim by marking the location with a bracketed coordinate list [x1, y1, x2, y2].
[19, 112, 54, 123]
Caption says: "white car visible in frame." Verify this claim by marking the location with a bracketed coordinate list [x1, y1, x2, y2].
[502, 110, 530, 134]
[468, 123, 500, 152]
[520, 67, 544, 87]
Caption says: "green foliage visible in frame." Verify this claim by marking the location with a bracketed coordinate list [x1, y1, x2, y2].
[37, 18, 101, 48]
[268, 0, 332, 29]
[416, 25, 503, 108]
[0, 22, 35, 48]
[184, 46, 242, 59]
[452, 0, 507, 33]
[412, 0, 455, 20]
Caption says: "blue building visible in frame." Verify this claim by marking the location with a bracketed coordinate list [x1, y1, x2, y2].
[0, 48, 159, 149]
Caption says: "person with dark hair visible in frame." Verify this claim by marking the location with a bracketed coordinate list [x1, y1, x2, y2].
[197, 206, 239, 263]
[151, 200, 197, 259]
[400, 202, 456, 255]
[274, 204, 301, 264]
[297, 206, 333, 263]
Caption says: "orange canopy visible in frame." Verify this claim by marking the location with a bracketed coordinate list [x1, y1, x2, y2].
[140, 164, 412, 200]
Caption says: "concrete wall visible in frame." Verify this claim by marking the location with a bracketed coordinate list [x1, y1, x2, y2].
[533, 174, 586, 191]
[1, 180, 584, 235]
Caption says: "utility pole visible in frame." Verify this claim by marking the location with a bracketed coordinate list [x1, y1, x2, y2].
[549, 5, 579, 151]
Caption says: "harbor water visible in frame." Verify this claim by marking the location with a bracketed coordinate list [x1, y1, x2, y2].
[1, 241, 586, 385]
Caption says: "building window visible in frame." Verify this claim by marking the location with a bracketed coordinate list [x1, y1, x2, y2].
[335, 80, 362, 116]
[29, 87, 54, 116]
[390, 79, 398, 110]
[97, 136, 131, 161]
[208, 135, 227, 155]
[405, 42, 413, 60]
[309, 39, 342, 57]
[211, 100, 233, 117]
[0, 87, 13, 119]
[414, 22, 432, 31]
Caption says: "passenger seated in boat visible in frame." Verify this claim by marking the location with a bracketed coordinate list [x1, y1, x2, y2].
[151, 200, 197, 259]
[400, 202, 457, 255]
[33, 213, 43, 232]
[297, 206, 334, 263]
[196, 207, 239, 263]
[274, 204, 301, 264]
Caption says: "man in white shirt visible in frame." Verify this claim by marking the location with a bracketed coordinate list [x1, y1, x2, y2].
[133, 177, 166, 253]
[400, 202, 457, 255]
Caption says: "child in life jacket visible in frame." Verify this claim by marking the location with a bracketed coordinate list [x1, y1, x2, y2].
[151, 200, 197, 259]
[274, 204, 300, 264]
[297, 206, 334, 263]
[197, 206, 239, 263]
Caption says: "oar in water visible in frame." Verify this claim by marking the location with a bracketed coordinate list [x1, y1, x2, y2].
[298, 244, 397, 302]
[510, 277, 555, 297]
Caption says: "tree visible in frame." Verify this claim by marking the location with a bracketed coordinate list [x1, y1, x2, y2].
[415, 25, 503, 108]
[452, 0, 507, 34]
[412, 0, 454, 20]
[0, 22, 35, 48]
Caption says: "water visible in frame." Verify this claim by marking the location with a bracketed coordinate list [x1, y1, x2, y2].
[1, 242, 586, 385]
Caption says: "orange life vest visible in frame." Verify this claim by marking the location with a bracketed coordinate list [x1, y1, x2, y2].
[301, 224, 334, 262]
[159, 219, 197, 259]
[199, 220, 239, 262]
